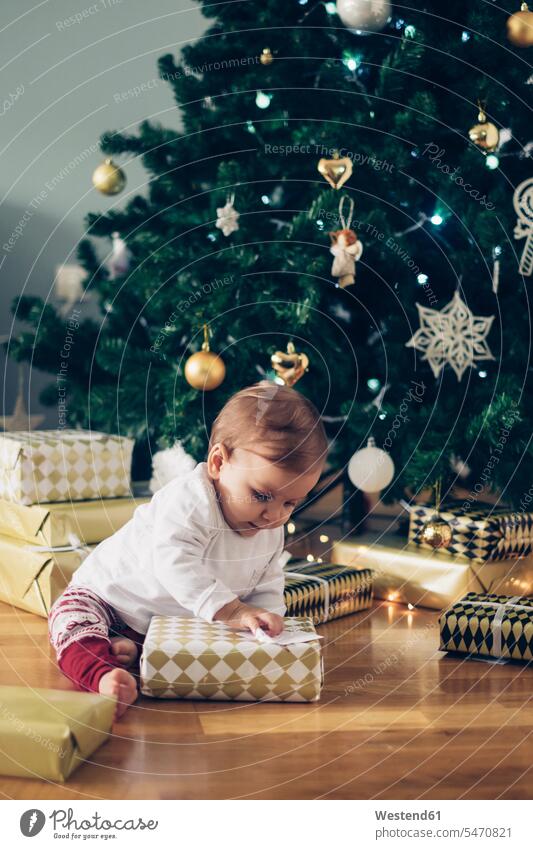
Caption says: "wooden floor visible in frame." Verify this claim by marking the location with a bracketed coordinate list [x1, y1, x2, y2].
[1, 597, 532, 800]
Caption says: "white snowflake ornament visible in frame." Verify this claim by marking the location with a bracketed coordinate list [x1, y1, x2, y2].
[215, 194, 240, 237]
[405, 290, 495, 381]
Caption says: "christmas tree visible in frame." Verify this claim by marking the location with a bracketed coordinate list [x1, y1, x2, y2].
[8, 0, 533, 503]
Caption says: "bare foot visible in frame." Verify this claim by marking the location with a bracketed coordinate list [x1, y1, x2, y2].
[110, 636, 138, 668]
[99, 668, 138, 719]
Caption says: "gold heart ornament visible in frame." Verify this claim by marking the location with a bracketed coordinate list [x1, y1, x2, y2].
[271, 341, 309, 387]
[317, 153, 353, 190]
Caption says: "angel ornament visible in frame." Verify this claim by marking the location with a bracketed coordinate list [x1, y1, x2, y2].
[107, 231, 132, 280]
[329, 196, 363, 287]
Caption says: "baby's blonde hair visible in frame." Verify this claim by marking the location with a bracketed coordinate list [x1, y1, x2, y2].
[208, 381, 328, 472]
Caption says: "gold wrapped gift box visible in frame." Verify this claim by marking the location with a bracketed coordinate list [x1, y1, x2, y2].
[140, 615, 323, 702]
[284, 561, 373, 623]
[408, 503, 533, 563]
[0, 495, 149, 547]
[439, 592, 533, 662]
[0, 428, 134, 505]
[0, 686, 115, 782]
[332, 538, 533, 611]
[0, 535, 93, 617]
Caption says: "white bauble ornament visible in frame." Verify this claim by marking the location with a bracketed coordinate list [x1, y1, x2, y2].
[149, 441, 196, 494]
[348, 436, 395, 492]
[336, 0, 391, 34]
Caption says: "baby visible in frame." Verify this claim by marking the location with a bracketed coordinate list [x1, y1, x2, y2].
[48, 381, 328, 718]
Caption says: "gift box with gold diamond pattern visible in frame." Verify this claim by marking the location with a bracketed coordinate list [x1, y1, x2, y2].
[409, 504, 533, 564]
[439, 591, 533, 662]
[140, 615, 323, 702]
[284, 561, 373, 624]
[0, 429, 134, 505]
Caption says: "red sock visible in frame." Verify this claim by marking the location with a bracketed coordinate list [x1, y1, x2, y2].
[58, 636, 121, 693]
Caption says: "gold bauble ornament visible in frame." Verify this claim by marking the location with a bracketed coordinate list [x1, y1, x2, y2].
[92, 158, 126, 195]
[420, 517, 453, 549]
[317, 151, 353, 190]
[260, 47, 274, 65]
[507, 3, 533, 47]
[184, 324, 225, 391]
[185, 350, 225, 391]
[418, 478, 453, 550]
[468, 105, 499, 152]
[271, 341, 309, 387]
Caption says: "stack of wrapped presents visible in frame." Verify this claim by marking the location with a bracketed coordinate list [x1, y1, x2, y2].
[0, 427, 152, 780]
[332, 503, 533, 610]
[331, 501, 533, 664]
[0, 428, 148, 618]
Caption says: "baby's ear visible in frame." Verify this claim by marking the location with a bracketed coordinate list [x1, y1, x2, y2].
[207, 443, 222, 478]
[207, 442, 229, 478]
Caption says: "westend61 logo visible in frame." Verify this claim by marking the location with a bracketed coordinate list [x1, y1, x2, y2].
[19, 808, 159, 838]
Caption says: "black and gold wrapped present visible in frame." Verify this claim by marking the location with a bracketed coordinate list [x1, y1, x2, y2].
[283, 561, 373, 624]
[409, 504, 533, 564]
[0, 534, 93, 617]
[0, 495, 149, 547]
[439, 592, 533, 662]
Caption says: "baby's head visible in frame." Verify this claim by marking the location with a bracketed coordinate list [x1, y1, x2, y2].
[207, 381, 328, 536]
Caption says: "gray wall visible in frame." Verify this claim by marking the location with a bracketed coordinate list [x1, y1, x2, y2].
[1, 0, 205, 425]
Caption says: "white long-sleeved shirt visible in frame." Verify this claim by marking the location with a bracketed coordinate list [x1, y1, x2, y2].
[69, 462, 286, 634]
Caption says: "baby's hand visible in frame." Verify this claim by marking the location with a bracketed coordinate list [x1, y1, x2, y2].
[241, 607, 284, 638]
[214, 599, 284, 637]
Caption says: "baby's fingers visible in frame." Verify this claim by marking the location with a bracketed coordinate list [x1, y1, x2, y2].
[241, 613, 262, 634]
[257, 612, 283, 637]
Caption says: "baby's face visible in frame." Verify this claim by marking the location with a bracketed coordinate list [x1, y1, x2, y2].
[209, 446, 322, 537]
